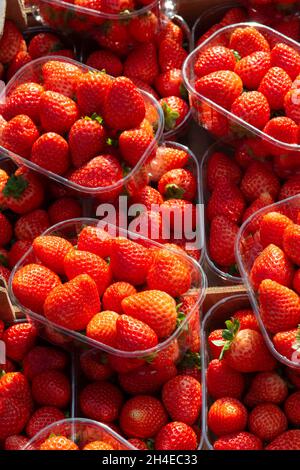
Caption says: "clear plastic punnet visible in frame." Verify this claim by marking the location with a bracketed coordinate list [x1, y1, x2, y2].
[201, 293, 254, 450]
[23, 418, 136, 450]
[0, 56, 164, 199]
[8, 218, 207, 365]
[183, 22, 300, 157]
[236, 194, 300, 370]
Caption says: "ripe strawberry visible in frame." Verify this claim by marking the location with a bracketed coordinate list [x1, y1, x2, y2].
[240, 161, 280, 201]
[116, 315, 158, 351]
[77, 225, 113, 259]
[122, 289, 177, 339]
[2, 115, 39, 159]
[6, 51, 32, 82]
[108, 354, 143, 374]
[119, 127, 156, 167]
[86, 310, 119, 346]
[159, 96, 189, 132]
[263, 116, 298, 155]
[32, 370, 70, 408]
[195, 46, 237, 79]
[130, 78, 159, 100]
[148, 146, 189, 182]
[155, 422, 197, 450]
[259, 67, 292, 110]
[245, 371, 288, 407]
[284, 391, 300, 425]
[259, 212, 293, 248]
[64, 249, 111, 296]
[0, 20, 23, 64]
[80, 350, 113, 382]
[102, 282, 137, 314]
[249, 403, 287, 442]
[123, 42, 158, 86]
[2, 322, 36, 362]
[207, 359, 245, 399]
[162, 375, 201, 425]
[284, 89, 300, 124]
[214, 432, 262, 450]
[32, 235, 72, 275]
[2, 170, 44, 215]
[83, 441, 114, 450]
[209, 215, 239, 268]
[250, 244, 294, 290]
[4, 435, 29, 450]
[39, 91, 79, 135]
[273, 328, 300, 361]
[279, 175, 300, 200]
[86, 50, 123, 77]
[0, 397, 29, 440]
[154, 69, 185, 99]
[128, 11, 158, 43]
[42, 60, 82, 98]
[285, 367, 300, 389]
[103, 77, 145, 131]
[195, 70, 243, 110]
[120, 395, 168, 439]
[259, 279, 300, 333]
[271, 42, 300, 80]
[0, 213, 12, 247]
[76, 71, 112, 117]
[208, 397, 247, 437]
[207, 181, 245, 224]
[231, 91, 270, 129]
[0, 371, 32, 413]
[44, 274, 100, 331]
[26, 406, 65, 438]
[119, 363, 177, 395]
[229, 26, 270, 58]
[158, 168, 196, 202]
[206, 151, 241, 192]
[159, 38, 187, 73]
[221, 6, 247, 25]
[47, 197, 82, 226]
[232, 309, 259, 331]
[130, 185, 163, 210]
[12, 264, 61, 314]
[14, 210, 50, 242]
[128, 439, 148, 450]
[109, 237, 152, 286]
[28, 32, 64, 59]
[234, 136, 269, 167]
[157, 19, 184, 45]
[23, 345, 68, 380]
[30, 132, 70, 175]
[283, 223, 300, 265]
[80, 381, 123, 423]
[266, 430, 300, 450]
[93, 21, 131, 55]
[241, 193, 274, 232]
[234, 51, 271, 89]
[40, 436, 78, 450]
[68, 117, 106, 168]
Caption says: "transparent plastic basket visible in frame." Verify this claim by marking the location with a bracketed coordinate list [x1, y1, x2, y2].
[23, 418, 136, 450]
[201, 293, 254, 450]
[183, 22, 300, 157]
[8, 218, 207, 364]
[0, 56, 164, 199]
[235, 194, 300, 370]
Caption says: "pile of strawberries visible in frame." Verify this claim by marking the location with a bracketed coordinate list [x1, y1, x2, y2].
[205, 306, 300, 450]
[0, 320, 72, 450]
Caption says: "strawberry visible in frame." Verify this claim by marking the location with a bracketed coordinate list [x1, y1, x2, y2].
[40, 436, 78, 450]
[0, 20, 23, 64]
[119, 363, 177, 395]
[232, 309, 259, 331]
[159, 38, 187, 73]
[130, 78, 159, 100]
[157, 19, 184, 45]
[68, 117, 106, 168]
[93, 21, 131, 55]
[245, 371, 288, 407]
[263, 117, 298, 155]
[221, 7, 247, 25]
[130, 186, 163, 210]
[33, 235, 73, 275]
[273, 328, 300, 362]
[32, 370, 70, 408]
[250, 244, 294, 290]
[158, 168, 196, 202]
[209, 215, 239, 268]
[30, 132, 70, 175]
[39, 91, 79, 135]
[42, 60, 82, 98]
[12, 264, 61, 314]
[149, 146, 189, 183]
[249, 403, 287, 442]
[259, 67, 292, 110]
[28, 32, 64, 59]
[214, 432, 262, 451]
[86, 50, 123, 77]
[283, 223, 300, 265]
[6, 51, 32, 82]
[80, 350, 112, 382]
[155, 422, 197, 450]
[146, 249, 191, 298]
[128, 11, 158, 43]
[259, 279, 300, 333]
[206, 151, 241, 192]
[162, 375, 201, 426]
[101, 0, 134, 14]
[234, 51, 271, 90]
[280, 175, 300, 200]
[128, 439, 148, 450]
[160, 198, 196, 231]
[231, 91, 270, 130]
[271, 42, 300, 80]
[64, 249, 112, 296]
[4, 435, 29, 450]
[259, 212, 293, 248]
[159, 96, 189, 132]
[195, 70, 243, 110]
[44, 274, 100, 331]
[123, 42, 158, 86]
[80, 381, 123, 423]
[119, 127, 156, 167]
[229, 26, 270, 58]
[284, 391, 300, 425]
[208, 398, 248, 437]
[266, 430, 300, 450]
[103, 77, 146, 130]
[120, 395, 168, 438]
[121, 289, 177, 339]
[14, 209, 50, 242]
[207, 181, 245, 224]
[102, 282, 137, 314]
[207, 359, 245, 400]
[2, 115, 39, 159]
[83, 441, 114, 450]
[77, 226, 113, 259]
[108, 354, 143, 374]
[195, 46, 237, 79]
[285, 368, 300, 388]
[26, 406, 65, 438]
[86, 310, 119, 346]
[109, 237, 152, 286]
[2, 170, 44, 215]
[284, 88, 300, 125]
[0, 372, 32, 413]
[76, 71, 112, 117]
[116, 315, 158, 351]
[241, 193, 274, 232]
[234, 136, 269, 167]
[2, 322, 37, 362]
[48, 197, 82, 226]
[0, 213, 12, 247]
[154, 69, 186, 99]
[23, 345, 68, 380]
[240, 161, 280, 201]
[0, 398, 29, 440]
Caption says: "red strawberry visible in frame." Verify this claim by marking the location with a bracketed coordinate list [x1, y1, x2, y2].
[28, 32, 64, 59]
[31, 370, 70, 408]
[79, 350, 113, 382]
[119, 363, 177, 395]
[221, 7, 247, 25]
[42, 60, 82, 98]
[93, 20, 131, 55]
[4, 435, 29, 450]
[157, 19, 184, 45]
[214, 432, 262, 450]
[266, 430, 300, 450]
[6, 51, 32, 82]
[76, 71, 112, 117]
[208, 398, 248, 437]
[159, 96, 189, 132]
[148, 146, 189, 182]
[86, 50, 123, 77]
[130, 77, 159, 100]
[69, 117, 106, 168]
[116, 315, 158, 351]
[77, 225, 113, 259]
[86, 310, 119, 347]
[30, 132, 70, 175]
[207, 359, 245, 399]
[283, 223, 300, 265]
[120, 395, 168, 438]
[0, 213, 12, 247]
[124, 42, 158, 86]
[240, 161, 280, 201]
[128, 11, 158, 43]
[232, 309, 259, 331]
[195, 70, 243, 110]
[33, 235, 73, 275]
[0, 372, 32, 414]
[155, 422, 197, 450]
[195, 46, 237, 78]
[39, 91, 79, 134]
[207, 181, 245, 223]
[128, 439, 148, 450]
[284, 88, 300, 125]
[244, 371, 288, 407]
[130, 186, 163, 210]
[241, 193, 274, 232]
[259, 212, 293, 248]
[279, 175, 300, 200]
[80, 381, 123, 423]
[2, 115, 39, 158]
[2, 170, 44, 215]
[249, 403, 287, 442]
[234, 51, 271, 89]
[102, 281, 137, 314]
[0, 398, 29, 440]
[0, 20, 23, 64]
[273, 328, 300, 362]
[23, 345, 68, 380]
[259, 67, 292, 110]
[26, 406, 65, 438]
[271, 42, 300, 80]
[206, 151, 241, 192]
[44, 274, 100, 331]
[158, 168, 196, 202]
[82, 441, 114, 450]
[209, 215, 239, 268]
[162, 375, 201, 425]
[154, 69, 186, 99]
[231, 91, 270, 129]
[119, 127, 156, 167]
[229, 26, 270, 58]
[48, 197, 82, 226]
[284, 391, 300, 425]
[250, 244, 294, 290]
[263, 117, 298, 155]
[159, 38, 187, 73]
[40, 435, 78, 450]
[2, 322, 37, 362]
[14, 209, 50, 242]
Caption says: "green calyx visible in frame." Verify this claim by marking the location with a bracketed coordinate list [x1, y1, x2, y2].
[85, 113, 104, 125]
[292, 325, 300, 352]
[165, 183, 185, 200]
[233, 50, 241, 62]
[213, 318, 240, 361]
[0, 370, 6, 378]
[180, 350, 201, 370]
[2, 175, 28, 200]
[162, 102, 179, 131]
[106, 137, 119, 147]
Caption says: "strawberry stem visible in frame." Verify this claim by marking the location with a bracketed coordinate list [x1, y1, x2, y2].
[212, 318, 240, 361]
[162, 102, 179, 131]
[2, 175, 28, 200]
[165, 183, 185, 200]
